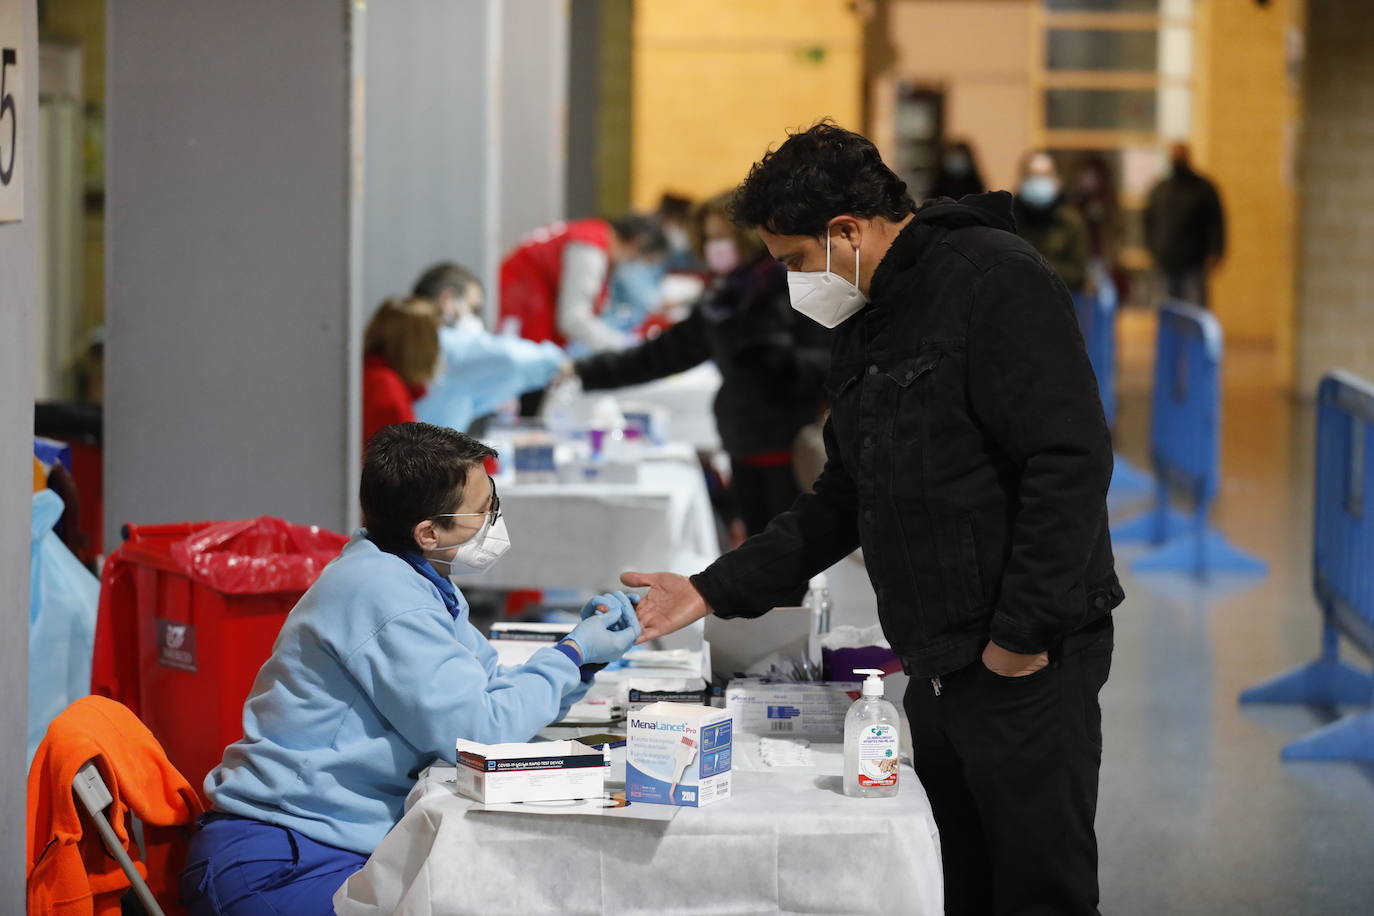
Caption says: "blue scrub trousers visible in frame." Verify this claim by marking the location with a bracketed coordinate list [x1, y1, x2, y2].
[180, 813, 368, 916]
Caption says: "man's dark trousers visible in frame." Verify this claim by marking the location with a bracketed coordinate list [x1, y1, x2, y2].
[905, 616, 1115, 916]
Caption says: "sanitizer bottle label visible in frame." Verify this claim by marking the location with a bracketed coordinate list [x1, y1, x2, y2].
[857, 724, 899, 788]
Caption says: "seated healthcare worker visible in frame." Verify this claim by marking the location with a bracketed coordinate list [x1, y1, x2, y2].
[181, 421, 642, 915]
[361, 296, 441, 447]
[411, 261, 568, 433]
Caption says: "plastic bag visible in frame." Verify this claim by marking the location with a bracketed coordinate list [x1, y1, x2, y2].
[168, 516, 348, 595]
[29, 490, 99, 763]
[820, 624, 900, 682]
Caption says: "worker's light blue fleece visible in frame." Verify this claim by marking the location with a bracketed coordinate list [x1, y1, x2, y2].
[415, 322, 565, 432]
[206, 532, 587, 854]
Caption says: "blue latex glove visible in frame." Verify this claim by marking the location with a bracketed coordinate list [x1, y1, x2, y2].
[579, 591, 641, 631]
[564, 593, 642, 665]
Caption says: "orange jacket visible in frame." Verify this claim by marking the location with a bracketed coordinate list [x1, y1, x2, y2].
[27, 697, 205, 916]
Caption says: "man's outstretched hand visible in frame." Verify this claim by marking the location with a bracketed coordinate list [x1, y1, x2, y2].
[619, 571, 712, 644]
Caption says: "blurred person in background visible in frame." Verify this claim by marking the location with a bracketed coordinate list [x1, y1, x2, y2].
[411, 262, 566, 435]
[657, 191, 702, 272]
[1014, 150, 1090, 294]
[603, 224, 671, 335]
[571, 191, 831, 539]
[927, 139, 986, 201]
[1144, 143, 1226, 308]
[498, 214, 666, 355]
[1068, 153, 1124, 294]
[362, 297, 440, 446]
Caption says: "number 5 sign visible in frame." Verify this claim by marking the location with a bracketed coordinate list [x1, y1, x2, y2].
[0, 0, 22, 223]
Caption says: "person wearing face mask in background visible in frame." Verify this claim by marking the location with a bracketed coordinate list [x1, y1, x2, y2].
[622, 122, 1120, 916]
[1014, 150, 1091, 295]
[927, 139, 986, 202]
[570, 191, 832, 539]
[656, 192, 703, 273]
[411, 262, 569, 435]
[182, 423, 640, 916]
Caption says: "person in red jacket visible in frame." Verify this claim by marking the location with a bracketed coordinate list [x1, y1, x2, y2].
[362, 297, 441, 447]
[498, 214, 664, 354]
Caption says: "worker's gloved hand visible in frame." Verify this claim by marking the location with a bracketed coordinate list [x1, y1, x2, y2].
[579, 591, 641, 631]
[564, 596, 643, 665]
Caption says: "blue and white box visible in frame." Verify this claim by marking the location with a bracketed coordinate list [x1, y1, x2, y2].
[626, 702, 732, 807]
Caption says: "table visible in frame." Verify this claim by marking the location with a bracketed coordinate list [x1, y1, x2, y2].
[334, 742, 942, 916]
[474, 445, 720, 593]
[551, 363, 724, 453]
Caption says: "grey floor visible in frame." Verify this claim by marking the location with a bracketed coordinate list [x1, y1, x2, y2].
[1099, 387, 1374, 915]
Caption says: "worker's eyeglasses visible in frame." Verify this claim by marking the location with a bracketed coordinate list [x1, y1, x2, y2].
[432, 481, 501, 528]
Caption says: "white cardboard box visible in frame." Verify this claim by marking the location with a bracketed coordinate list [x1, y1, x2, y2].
[454, 740, 605, 804]
[724, 678, 861, 740]
[626, 702, 732, 807]
[487, 622, 574, 668]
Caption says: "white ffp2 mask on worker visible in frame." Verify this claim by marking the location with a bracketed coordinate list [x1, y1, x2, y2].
[431, 516, 512, 576]
[786, 234, 867, 328]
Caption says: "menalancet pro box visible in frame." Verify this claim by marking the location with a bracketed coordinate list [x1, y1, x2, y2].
[626, 702, 732, 807]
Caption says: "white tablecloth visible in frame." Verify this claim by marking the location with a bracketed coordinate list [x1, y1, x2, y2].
[475, 446, 720, 593]
[334, 744, 943, 916]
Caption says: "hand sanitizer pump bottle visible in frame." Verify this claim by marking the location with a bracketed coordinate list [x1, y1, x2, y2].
[843, 669, 901, 798]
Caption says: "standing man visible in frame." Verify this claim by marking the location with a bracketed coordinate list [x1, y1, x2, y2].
[1144, 143, 1226, 308]
[623, 122, 1122, 916]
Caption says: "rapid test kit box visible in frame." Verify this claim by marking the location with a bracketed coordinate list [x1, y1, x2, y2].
[454, 740, 605, 804]
[626, 702, 732, 807]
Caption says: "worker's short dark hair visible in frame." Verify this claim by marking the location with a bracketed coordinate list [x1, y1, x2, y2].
[731, 120, 915, 238]
[412, 262, 482, 302]
[609, 213, 669, 256]
[361, 422, 497, 554]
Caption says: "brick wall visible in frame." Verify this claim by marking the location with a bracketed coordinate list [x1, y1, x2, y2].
[1296, 0, 1374, 394]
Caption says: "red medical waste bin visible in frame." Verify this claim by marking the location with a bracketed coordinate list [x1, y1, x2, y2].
[92, 518, 347, 799]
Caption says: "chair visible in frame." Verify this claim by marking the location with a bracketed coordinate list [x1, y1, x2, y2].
[73, 761, 166, 916]
[27, 696, 203, 916]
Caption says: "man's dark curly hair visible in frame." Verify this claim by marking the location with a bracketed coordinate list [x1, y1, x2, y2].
[730, 120, 915, 238]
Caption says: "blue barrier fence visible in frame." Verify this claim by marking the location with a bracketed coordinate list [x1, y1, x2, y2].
[1240, 371, 1374, 760]
[1111, 301, 1268, 578]
[1072, 281, 1151, 501]
[1074, 288, 1117, 429]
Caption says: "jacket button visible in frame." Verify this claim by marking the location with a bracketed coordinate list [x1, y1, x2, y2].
[905, 371, 915, 381]
[868, 364, 879, 376]
[863, 435, 873, 449]
[1093, 594, 1107, 610]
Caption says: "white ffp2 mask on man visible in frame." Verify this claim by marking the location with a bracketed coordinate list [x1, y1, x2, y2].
[786, 233, 868, 328]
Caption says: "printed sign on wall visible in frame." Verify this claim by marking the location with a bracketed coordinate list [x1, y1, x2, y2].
[0, 0, 22, 223]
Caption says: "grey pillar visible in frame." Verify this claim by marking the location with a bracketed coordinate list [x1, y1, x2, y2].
[105, 0, 362, 545]
[0, 1, 38, 907]
[499, 0, 568, 254]
[362, 0, 502, 320]
[363, 0, 568, 327]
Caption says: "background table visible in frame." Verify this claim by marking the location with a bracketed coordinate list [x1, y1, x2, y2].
[550, 363, 724, 453]
[475, 445, 719, 593]
[333, 744, 943, 916]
